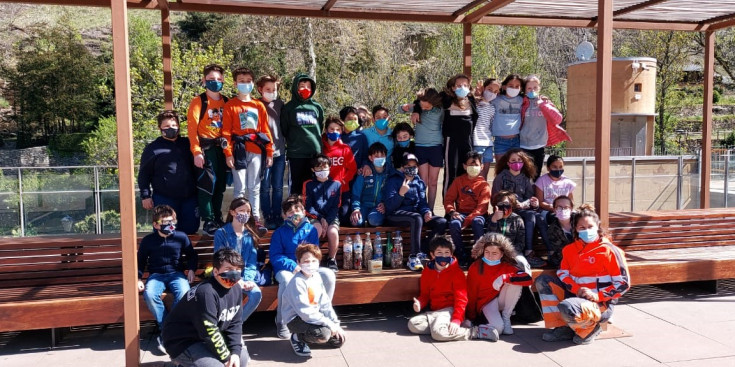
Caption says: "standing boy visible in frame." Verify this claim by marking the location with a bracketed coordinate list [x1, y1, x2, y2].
[257, 74, 286, 230]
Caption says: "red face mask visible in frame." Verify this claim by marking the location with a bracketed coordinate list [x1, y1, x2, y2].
[298, 87, 311, 99]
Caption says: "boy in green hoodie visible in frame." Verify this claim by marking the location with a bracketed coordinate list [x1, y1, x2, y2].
[281, 73, 324, 196]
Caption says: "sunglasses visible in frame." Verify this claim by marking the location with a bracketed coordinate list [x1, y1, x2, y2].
[497, 204, 512, 211]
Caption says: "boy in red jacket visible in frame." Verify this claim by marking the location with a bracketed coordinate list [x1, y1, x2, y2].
[408, 236, 498, 342]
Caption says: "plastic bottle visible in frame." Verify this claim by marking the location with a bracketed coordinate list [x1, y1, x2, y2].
[392, 231, 404, 269]
[374, 232, 383, 261]
[363, 232, 373, 266]
[343, 235, 353, 270]
[353, 233, 363, 270]
[384, 232, 393, 268]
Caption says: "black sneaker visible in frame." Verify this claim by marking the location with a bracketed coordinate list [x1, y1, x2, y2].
[202, 220, 219, 236]
[290, 333, 311, 357]
[214, 217, 226, 228]
[542, 326, 575, 342]
[327, 258, 339, 273]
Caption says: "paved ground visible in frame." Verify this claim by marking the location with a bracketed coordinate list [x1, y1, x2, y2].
[1, 281, 735, 367]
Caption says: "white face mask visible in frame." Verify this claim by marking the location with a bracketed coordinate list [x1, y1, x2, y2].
[483, 91, 497, 102]
[300, 262, 319, 276]
[262, 91, 277, 102]
[505, 87, 521, 98]
[555, 208, 571, 221]
[315, 170, 330, 180]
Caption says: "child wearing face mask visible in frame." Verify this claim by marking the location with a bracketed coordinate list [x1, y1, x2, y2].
[534, 155, 576, 264]
[465, 233, 533, 340]
[443, 151, 491, 266]
[351, 142, 390, 227]
[491, 74, 524, 162]
[390, 123, 416, 169]
[281, 244, 346, 357]
[546, 195, 575, 268]
[340, 106, 369, 172]
[473, 78, 501, 178]
[384, 153, 448, 270]
[303, 154, 343, 273]
[408, 236, 497, 342]
[321, 116, 358, 225]
[257, 74, 286, 230]
[269, 195, 336, 340]
[222, 67, 273, 235]
[520, 75, 569, 180]
[213, 197, 263, 323]
[362, 105, 395, 160]
[486, 191, 526, 257]
[535, 204, 630, 345]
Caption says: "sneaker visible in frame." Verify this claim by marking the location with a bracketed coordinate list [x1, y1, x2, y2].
[155, 335, 167, 354]
[407, 255, 424, 271]
[214, 217, 226, 228]
[276, 317, 291, 339]
[290, 333, 311, 357]
[471, 324, 499, 341]
[502, 316, 514, 335]
[542, 326, 575, 342]
[416, 252, 429, 268]
[327, 258, 339, 273]
[254, 219, 268, 237]
[266, 219, 277, 230]
[573, 323, 603, 345]
[526, 255, 546, 268]
[202, 220, 219, 236]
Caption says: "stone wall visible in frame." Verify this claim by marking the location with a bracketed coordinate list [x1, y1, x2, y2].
[0, 146, 86, 167]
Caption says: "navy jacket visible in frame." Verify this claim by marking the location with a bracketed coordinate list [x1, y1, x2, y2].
[383, 171, 431, 215]
[342, 130, 368, 169]
[138, 136, 196, 200]
[303, 178, 342, 225]
[137, 230, 198, 279]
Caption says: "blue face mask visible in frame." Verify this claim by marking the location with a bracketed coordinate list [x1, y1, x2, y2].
[373, 157, 386, 168]
[237, 82, 254, 95]
[454, 86, 470, 98]
[205, 80, 223, 93]
[327, 132, 341, 142]
[434, 256, 452, 267]
[526, 91, 538, 99]
[577, 228, 599, 243]
[397, 140, 410, 148]
[375, 118, 389, 130]
[482, 257, 501, 266]
[549, 169, 564, 178]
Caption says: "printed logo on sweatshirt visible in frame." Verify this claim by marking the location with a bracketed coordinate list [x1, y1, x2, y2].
[238, 107, 259, 130]
[460, 186, 477, 199]
[329, 156, 344, 167]
[296, 111, 318, 126]
[219, 305, 241, 322]
[208, 108, 223, 129]
[204, 319, 231, 361]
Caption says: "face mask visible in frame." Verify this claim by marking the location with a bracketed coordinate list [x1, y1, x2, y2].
[483, 91, 497, 102]
[454, 86, 470, 98]
[159, 222, 176, 236]
[235, 212, 250, 224]
[375, 118, 389, 131]
[404, 166, 418, 177]
[373, 157, 386, 168]
[300, 261, 320, 276]
[327, 132, 341, 142]
[344, 119, 359, 132]
[218, 270, 242, 287]
[262, 91, 277, 102]
[497, 204, 512, 216]
[549, 169, 564, 178]
[506, 87, 521, 98]
[205, 80, 223, 93]
[288, 213, 304, 226]
[397, 140, 410, 148]
[509, 162, 524, 172]
[577, 227, 599, 243]
[466, 165, 481, 177]
[162, 127, 179, 140]
[237, 82, 254, 95]
[298, 87, 311, 99]
[555, 209, 571, 221]
[315, 170, 330, 180]
[434, 256, 452, 267]
[526, 91, 538, 99]
[482, 257, 501, 266]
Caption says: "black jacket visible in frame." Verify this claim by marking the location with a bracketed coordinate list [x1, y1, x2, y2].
[138, 136, 196, 200]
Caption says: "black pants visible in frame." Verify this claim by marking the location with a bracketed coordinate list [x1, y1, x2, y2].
[287, 316, 344, 347]
[288, 157, 314, 196]
[444, 137, 472, 196]
[523, 147, 545, 181]
[386, 210, 448, 254]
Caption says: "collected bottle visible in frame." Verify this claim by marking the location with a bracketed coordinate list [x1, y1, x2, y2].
[374, 232, 383, 261]
[354, 233, 363, 270]
[392, 231, 404, 269]
[363, 232, 373, 266]
[343, 235, 353, 270]
[384, 231, 393, 268]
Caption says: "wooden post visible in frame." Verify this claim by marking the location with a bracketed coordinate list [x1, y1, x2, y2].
[463, 22, 472, 78]
[110, 0, 140, 365]
[701, 30, 715, 208]
[595, 0, 612, 227]
[160, 0, 173, 110]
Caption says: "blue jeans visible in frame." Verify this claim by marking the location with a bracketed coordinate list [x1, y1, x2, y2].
[242, 285, 262, 323]
[152, 193, 200, 235]
[144, 272, 190, 328]
[449, 213, 486, 262]
[260, 154, 286, 221]
[473, 146, 495, 163]
[353, 206, 385, 227]
[493, 135, 520, 157]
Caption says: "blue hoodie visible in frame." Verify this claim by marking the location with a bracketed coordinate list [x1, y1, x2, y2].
[303, 178, 342, 224]
[269, 219, 319, 273]
[342, 130, 369, 169]
[383, 170, 431, 215]
[213, 223, 258, 282]
[352, 162, 389, 212]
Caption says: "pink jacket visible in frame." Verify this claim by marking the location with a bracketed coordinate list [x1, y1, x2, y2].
[521, 97, 570, 147]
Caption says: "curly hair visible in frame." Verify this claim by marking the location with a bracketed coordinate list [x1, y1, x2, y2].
[494, 148, 537, 178]
[296, 243, 322, 262]
[470, 233, 518, 273]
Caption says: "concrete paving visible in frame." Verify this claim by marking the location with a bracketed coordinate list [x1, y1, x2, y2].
[1, 282, 735, 367]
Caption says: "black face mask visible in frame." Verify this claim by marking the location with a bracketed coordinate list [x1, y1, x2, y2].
[162, 127, 179, 139]
[218, 270, 242, 287]
[549, 169, 564, 178]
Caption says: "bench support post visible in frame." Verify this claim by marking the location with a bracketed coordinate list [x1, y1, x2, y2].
[690, 279, 719, 294]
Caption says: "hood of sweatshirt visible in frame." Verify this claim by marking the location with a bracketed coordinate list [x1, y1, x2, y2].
[291, 73, 317, 103]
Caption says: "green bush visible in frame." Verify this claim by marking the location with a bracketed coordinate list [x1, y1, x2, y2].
[723, 131, 735, 147]
[49, 133, 90, 152]
[74, 210, 121, 234]
[713, 89, 722, 104]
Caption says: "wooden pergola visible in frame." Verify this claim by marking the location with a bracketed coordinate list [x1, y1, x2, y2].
[2, 0, 734, 365]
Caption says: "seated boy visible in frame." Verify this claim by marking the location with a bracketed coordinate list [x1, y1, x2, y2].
[137, 204, 198, 353]
[350, 142, 389, 227]
[444, 151, 491, 266]
[269, 195, 336, 339]
[162, 248, 249, 367]
[408, 236, 497, 342]
[281, 244, 347, 357]
[302, 154, 342, 272]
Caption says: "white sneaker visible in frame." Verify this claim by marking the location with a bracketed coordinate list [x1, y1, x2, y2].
[407, 255, 424, 271]
[502, 316, 514, 335]
[471, 324, 499, 341]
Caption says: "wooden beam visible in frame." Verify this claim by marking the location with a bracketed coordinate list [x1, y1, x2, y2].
[701, 30, 714, 209]
[321, 0, 338, 12]
[452, 0, 487, 22]
[595, 0, 613, 228]
[463, 22, 472, 78]
[701, 11, 735, 25]
[478, 15, 706, 31]
[612, 0, 669, 17]
[110, 0, 139, 365]
[463, 0, 515, 24]
[160, 0, 173, 110]
[708, 16, 735, 31]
